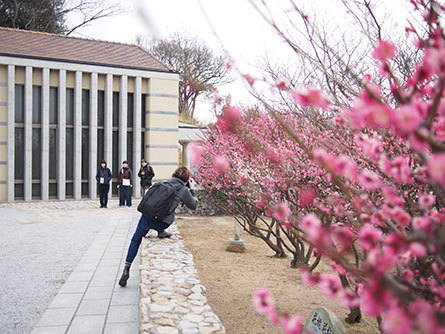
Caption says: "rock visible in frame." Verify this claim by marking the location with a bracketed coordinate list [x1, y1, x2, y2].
[303, 307, 346, 334]
[156, 326, 179, 334]
[225, 244, 246, 253]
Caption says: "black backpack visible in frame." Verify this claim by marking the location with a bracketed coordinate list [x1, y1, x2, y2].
[137, 181, 180, 222]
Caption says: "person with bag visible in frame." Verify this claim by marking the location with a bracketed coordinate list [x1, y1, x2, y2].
[138, 158, 155, 195]
[118, 166, 197, 287]
[95, 160, 112, 208]
[117, 160, 133, 207]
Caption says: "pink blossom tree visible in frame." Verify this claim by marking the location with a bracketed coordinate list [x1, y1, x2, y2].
[194, 0, 445, 332]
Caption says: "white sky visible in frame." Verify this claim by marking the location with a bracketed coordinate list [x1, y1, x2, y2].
[66, 0, 411, 123]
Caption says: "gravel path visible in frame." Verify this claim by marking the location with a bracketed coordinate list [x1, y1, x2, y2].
[0, 201, 122, 334]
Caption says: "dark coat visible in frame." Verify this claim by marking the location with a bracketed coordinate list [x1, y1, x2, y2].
[96, 166, 112, 185]
[138, 165, 155, 188]
[117, 167, 133, 186]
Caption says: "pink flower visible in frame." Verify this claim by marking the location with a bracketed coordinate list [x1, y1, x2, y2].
[382, 307, 413, 334]
[358, 224, 382, 251]
[318, 274, 342, 298]
[360, 277, 393, 316]
[276, 80, 288, 90]
[372, 40, 397, 62]
[226, 60, 232, 70]
[218, 105, 243, 133]
[300, 213, 322, 240]
[428, 153, 445, 187]
[339, 289, 360, 308]
[301, 267, 320, 287]
[331, 225, 354, 251]
[298, 186, 316, 207]
[244, 74, 255, 87]
[390, 206, 411, 227]
[358, 169, 381, 191]
[409, 242, 427, 258]
[252, 288, 275, 315]
[281, 315, 303, 334]
[267, 147, 281, 164]
[272, 202, 291, 222]
[393, 105, 422, 133]
[412, 217, 434, 233]
[213, 155, 230, 174]
[291, 87, 330, 110]
[419, 193, 435, 208]
[190, 142, 203, 167]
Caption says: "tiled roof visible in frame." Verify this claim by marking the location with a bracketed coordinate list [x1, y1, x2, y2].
[0, 27, 172, 72]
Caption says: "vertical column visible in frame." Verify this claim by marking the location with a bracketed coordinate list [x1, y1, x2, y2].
[41, 68, 50, 200]
[133, 77, 142, 198]
[118, 75, 127, 167]
[89, 72, 98, 199]
[7, 65, 15, 202]
[182, 142, 191, 169]
[73, 71, 82, 200]
[104, 74, 113, 198]
[57, 70, 66, 200]
[24, 66, 32, 201]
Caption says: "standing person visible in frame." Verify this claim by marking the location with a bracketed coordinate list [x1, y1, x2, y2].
[95, 160, 112, 208]
[138, 158, 155, 195]
[117, 160, 133, 207]
[118, 166, 198, 287]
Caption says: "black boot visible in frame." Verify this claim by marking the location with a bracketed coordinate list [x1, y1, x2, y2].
[158, 230, 172, 239]
[118, 264, 130, 287]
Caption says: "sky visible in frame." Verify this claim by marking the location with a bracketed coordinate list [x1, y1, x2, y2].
[66, 0, 412, 123]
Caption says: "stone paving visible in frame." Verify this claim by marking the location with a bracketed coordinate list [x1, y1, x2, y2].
[140, 224, 225, 334]
[1, 199, 225, 334]
[31, 206, 141, 334]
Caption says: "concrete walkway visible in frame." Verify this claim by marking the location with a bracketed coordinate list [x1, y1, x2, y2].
[32, 208, 141, 334]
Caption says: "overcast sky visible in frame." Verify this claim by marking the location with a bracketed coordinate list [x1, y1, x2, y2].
[66, 0, 411, 123]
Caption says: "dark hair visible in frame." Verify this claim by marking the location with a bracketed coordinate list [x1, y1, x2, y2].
[172, 166, 190, 183]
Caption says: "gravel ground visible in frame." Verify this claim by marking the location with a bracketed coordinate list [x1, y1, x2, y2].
[0, 202, 111, 334]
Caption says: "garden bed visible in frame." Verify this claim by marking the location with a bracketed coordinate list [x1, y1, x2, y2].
[176, 215, 379, 334]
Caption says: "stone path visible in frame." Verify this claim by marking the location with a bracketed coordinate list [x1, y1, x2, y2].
[32, 208, 141, 334]
[2, 200, 224, 334]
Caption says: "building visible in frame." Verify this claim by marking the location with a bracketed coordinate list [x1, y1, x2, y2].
[0, 27, 180, 202]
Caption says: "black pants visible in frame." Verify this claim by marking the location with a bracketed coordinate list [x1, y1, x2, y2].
[119, 186, 132, 206]
[98, 184, 109, 207]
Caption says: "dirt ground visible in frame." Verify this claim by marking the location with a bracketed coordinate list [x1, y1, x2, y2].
[176, 215, 379, 334]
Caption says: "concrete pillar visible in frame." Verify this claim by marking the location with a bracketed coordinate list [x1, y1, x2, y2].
[133, 77, 142, 198]
[41, 68, 50, 201]
[73, 71, 82, 200]
[104, 74, 113, 198]
[118, 75, 127, 167]
[182, 142, 191, 169]
[57, 70, 66, 200]
[7, 65, 15, 202]
[24, 66, 32, 201]
[89, 72, 98, 199]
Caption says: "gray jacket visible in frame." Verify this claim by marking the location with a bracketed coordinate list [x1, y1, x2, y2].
[163, 177, 197, 225]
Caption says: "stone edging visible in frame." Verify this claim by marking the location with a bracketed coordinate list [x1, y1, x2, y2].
[139, 224, 226, 334]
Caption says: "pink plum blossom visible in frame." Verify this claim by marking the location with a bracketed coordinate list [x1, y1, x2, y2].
[382, 307, 413, 334]
[428, 153, 445, 187]
[393, 105, 422, 133]
[358, 224, 382, 251]
[281, 315, 303, 334]
[272, 202, 291, 222]
[190, 142, 203, 167]
[372, 40, 397, 62]
[252, 288, 275, 315]
[213, 155, 230, 175]
[290, 87, 330, 110]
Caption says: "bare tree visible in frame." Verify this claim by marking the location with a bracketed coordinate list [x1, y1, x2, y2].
[0, 0, 120, 35]
[145, 32, 231, 119]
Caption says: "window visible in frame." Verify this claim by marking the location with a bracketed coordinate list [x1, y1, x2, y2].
[66, 88, 74, 125]
[15, 85, 24, 123]
[82, 89, 89, 126]
[49, 87, 58, 124]
[49, 129, 57, 179]
[127, 92, 134, 128]
[14, 128, 24, 180]
[66, 128, 74, 181]
[97, 90, 105, 127]
[32, 86, 41, 124]
[112, 92, 119, 127]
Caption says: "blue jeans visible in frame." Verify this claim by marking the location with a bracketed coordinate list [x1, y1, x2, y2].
[125, 215, 169, 264]
[119, 186, 132, 206]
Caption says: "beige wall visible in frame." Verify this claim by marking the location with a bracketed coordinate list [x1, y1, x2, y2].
[0, 65, 7, 201]
[144, 78, 179, 180]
